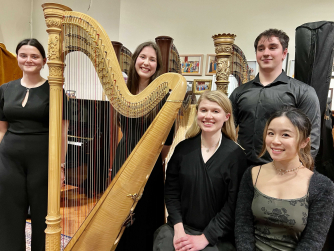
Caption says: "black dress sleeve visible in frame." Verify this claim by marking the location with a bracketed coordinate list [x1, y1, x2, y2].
[235, 167, 256, 250]
[165, 144, 183, 225]
[165, 123, 175, 146]
[296, 173, 334, 251]
[0, 83, 8, 121]
[203, 146, 248, 245]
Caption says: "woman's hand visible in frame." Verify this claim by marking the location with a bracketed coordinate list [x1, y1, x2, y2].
[183, 234, 209, 251]
[174, 234, 209, 251]
[173, 223, 188, 250]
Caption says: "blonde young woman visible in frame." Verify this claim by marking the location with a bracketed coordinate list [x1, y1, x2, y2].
[235, 107, 334, 250]
[154, 91, 248, 251]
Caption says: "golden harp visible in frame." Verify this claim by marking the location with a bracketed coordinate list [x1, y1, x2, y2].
[42, 3, 186, 251]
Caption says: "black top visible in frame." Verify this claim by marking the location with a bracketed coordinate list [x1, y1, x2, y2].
[0, 79, 69, 134]
[114, 94, 174, 251]
[0, 79, 49, 134]
[165, 133, 248, 245]
[229, 71, 320, 166]
[112, 94, 174, 174]
[235, 167, 334, 251]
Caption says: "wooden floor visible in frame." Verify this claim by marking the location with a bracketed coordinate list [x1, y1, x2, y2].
[60, 185, 100, 237]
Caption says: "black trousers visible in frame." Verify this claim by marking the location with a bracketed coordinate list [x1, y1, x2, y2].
[0, 131, 48, 251]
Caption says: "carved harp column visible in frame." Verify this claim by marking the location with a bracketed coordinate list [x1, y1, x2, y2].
[212, 34, 236, 95]
[155, 36, 173, 74]
[42, 3, 72, 251]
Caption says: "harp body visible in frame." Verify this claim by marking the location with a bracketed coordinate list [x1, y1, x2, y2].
[42, 3, 186, 251]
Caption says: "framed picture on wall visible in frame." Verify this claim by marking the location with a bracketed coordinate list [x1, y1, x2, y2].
[247, 61, 257, 80]
[205, 54, 217, 76]
[288, 60, 295, 77]
[180, 54, 203, 76]
[192, 79, 212, 94]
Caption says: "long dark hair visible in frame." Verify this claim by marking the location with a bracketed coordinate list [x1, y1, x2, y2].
[127, 41, 163, 95]
[16, 38, 46, 59]
[259, 107, 314, 170]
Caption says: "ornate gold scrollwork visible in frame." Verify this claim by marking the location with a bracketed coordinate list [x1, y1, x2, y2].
[215, 45, 233, 54]
[45, 19, 62, 29]
[48, 35, 59, 61]
[212, 33, 236, 95]
[216, 58, 230, 81]
[48, 66, 63, 77]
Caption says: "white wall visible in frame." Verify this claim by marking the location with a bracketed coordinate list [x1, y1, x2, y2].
[0, 0, 31, 53]
[1, 0, 121, 79]
[119, 0, 334, 81]
[1, 0, 334, 82]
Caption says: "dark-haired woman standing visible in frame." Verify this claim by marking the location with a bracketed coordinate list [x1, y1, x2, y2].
[0, 38, 67, 251]
[235, 107, 334, 250]
[113, 41, 174, 251]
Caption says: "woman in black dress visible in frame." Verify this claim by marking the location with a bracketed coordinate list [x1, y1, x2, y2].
[113, 41, 174, 251]
[0, 39, 67, 251]
[154, 90, 248, 251]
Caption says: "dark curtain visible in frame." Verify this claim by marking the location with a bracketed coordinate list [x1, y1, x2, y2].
[295, 21, 334, 251]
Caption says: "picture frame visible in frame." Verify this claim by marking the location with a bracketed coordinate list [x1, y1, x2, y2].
[180, 54, 204, 76]
[288, 60, 295, 77]
[205, 54, 217, 76]
[192, 79, 212, 94]
[247, 61, 257, 80]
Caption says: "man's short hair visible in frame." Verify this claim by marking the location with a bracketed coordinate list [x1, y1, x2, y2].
[254, 29, 289, 51]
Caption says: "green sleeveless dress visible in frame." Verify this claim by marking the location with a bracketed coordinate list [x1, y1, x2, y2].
[252, 187, 309, 250]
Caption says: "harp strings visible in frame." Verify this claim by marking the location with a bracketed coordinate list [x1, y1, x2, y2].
[231, 45, 250, 86]
[59, 19, 169, 248]
[61, 20, 116, 246]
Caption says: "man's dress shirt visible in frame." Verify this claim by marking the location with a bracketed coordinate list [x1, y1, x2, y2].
[229, 71, 320, 166]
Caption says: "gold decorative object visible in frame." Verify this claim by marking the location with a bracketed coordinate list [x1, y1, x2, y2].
[212, 34, 236, 95]
[42, 3, 187, 251]
[42, 4, 72, 251]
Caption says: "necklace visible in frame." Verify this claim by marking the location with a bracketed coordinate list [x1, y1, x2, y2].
[272, 161, 303, 175]
[201, 136, 220, 153]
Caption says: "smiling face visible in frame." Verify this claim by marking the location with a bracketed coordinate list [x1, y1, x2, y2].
[265, 116, 308, 163]
[197, 98, 230, 135]
[135, 46, 157, 82]
[256, 36, 287, 73]
[17, 45, 46, 75]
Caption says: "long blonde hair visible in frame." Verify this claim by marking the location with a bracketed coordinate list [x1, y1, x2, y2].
[186, 91, 237, 142]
